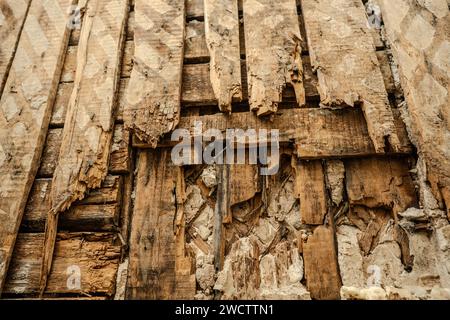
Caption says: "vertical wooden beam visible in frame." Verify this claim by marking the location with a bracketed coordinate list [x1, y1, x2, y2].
[204, 0, 242, 112]
[214, 164, 230, 270]
[0, 0, 73, 293]
[39, 0, 129, 295]
[124, 0, 185, 147]
[243, 0, 305, 116]
[301, 0, 401, 153]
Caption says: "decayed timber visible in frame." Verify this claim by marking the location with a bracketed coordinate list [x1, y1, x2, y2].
[243, 0, 306, 115]
[294, 160, 327, 225]
[204, 0, 242, 112]
[303, 225, 342, 300]
[40, 0, 128, 295]
[0, 0, 73, 293]
[3, 233, 120, 296]
[230, 164, 260, 206]
[124, 0, 185, 147]
[127, 150, 195, 299]
[0, 0, 31, 97]
[301, 0, 401, 153]
[377, 0, 450, 217]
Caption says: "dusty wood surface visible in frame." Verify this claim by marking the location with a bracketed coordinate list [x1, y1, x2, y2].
[3, 233, 120, 296]
[124, 0, 185, 147]
[243, 0, 305, 115]
[377, 0, 450, 217]
[40, 0, 128, 295]
[0, 0, 31, 97]
[230, 164, 260, 206]
[204, 0, 242, 112]
[0, 0, 73, 293]
[301, 0, 401, 153]
[127, 150, 195, 299]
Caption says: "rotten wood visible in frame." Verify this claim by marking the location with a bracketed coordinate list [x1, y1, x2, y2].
[230, 164, 259, 206]
[301, 0, 401, 153]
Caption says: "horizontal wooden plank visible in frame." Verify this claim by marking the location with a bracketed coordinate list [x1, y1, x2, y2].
[3, 233, 120, 295]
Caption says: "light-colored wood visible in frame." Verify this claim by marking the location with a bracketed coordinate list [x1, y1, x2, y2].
[301, 0, 401, 153]
[243, 0, 306, 115]
[204, 0, 242, 112]
[40, 0, 128, 295]
[230, 164, 260, 206]
[3, 233, 120, 296]
[0, 0, 31, 97]
[0, 0, 73, 294]
[124, 0, 185, 147]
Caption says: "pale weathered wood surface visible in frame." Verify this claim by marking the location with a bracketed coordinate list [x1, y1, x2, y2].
[243, 0, 306, 115]
[124, 0, 185, 147]
[301, 0, 401, 153]
[204, 0, 242, 112]
[0, 0, 73, 293]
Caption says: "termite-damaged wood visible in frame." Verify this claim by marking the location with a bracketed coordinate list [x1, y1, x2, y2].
[230, 165, 260, 206]
[40, 0, 128, 296]
[303, 225, 342, 300]
[3, 233, 120, 296]
[0, 0, 73, 294]
[204, 0, 242, 112]
[0, 0, 31, 97]
[124, 0, 185, 148]
[243, 0, 306, 115]
[293, 159, 327, 225]
[127, 150, 195, 299]
[214, 165, 230, 271]
[301, 0, 401, 153]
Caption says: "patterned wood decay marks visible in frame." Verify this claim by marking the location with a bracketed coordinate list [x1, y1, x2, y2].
[293, 160, 327, 225]
[303, 225, 342, 300]
[124, 0, 185, 148]
[0, 0, 31, 97]
[243, 0, 306, 116]
[40, 0, 128, 296]
[0, 0, 73, 293]
[378, 0, 450, 218]
[301, 0, 401, 153]
[204, 0, 242, 112]
[3, 233, 120, 296]
[127, 150, 195, 299]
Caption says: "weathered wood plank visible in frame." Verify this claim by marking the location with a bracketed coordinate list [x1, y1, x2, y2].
[230, 164, 260, 206]
[243, 0, 305, 115]
[40, 0, 128, 295]
[303, 225, 342, 299]
[0, 0, 31, 97]
[301, 0, 401, 153]
[204, 0, 242, 112]
[124, 0, 185, 147]
[294, 160, 327, 225]
[0, 0, 73, 293]
[4, 233, 120, 295]
[127, 150, 195, 299]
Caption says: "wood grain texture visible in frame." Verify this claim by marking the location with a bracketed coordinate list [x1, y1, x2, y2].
[204, 0, 242, 112]
[230, 164, 259, 206]
[0, 0, 73, 293]
[124, 0, 185, 147]
[243, 0, 306, 115]
[301, 0, 401, 153]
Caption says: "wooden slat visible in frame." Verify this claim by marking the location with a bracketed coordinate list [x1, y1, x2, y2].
[301, 0, 401, 153]
[124, 0, 185, 147]
[230, 164, 260, 206]
[303, 225, 342, 299]
[127, 150, 195, 299]
[4, 233, 120, 296]
[204, 0, 242, 112]
[294, 160, 327, 225]
[243, 0, 305, 115]
[186, 0, 204, 19]
[40, 0, 128, 295]
[0, 0, 73, 293]
[0, 0, 31, 96]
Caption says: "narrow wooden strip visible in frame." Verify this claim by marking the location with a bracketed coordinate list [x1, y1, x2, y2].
[243, 0, 305, 115]
[301, 0, 401, 153]
[0, 0, 31, 97]
[3, 233, 120, 295]
[124, 0, 185, 147]
[204, 0, 242, 112]
[0, 0, 73, 293]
